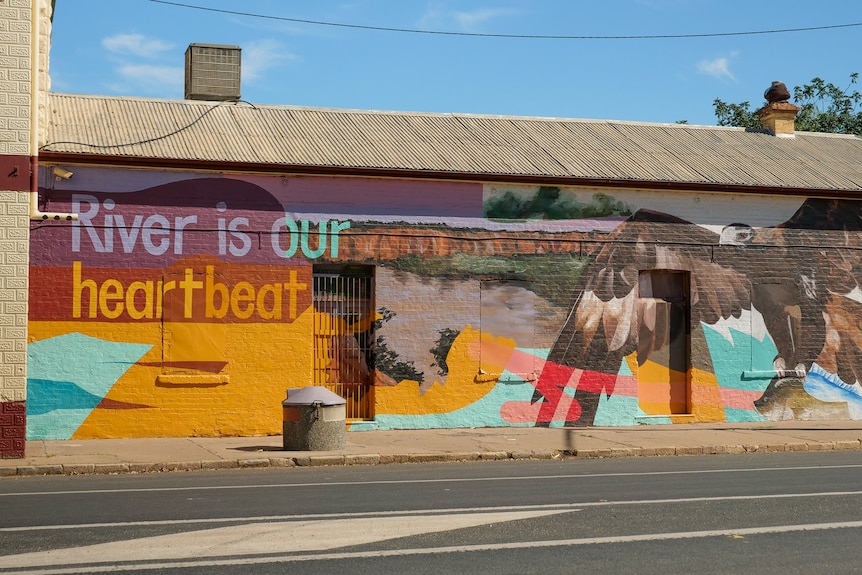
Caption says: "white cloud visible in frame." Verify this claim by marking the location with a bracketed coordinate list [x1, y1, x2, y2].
[98, 33, 294, 97]
[420, 3, 517, 32]
[110, 64, 184, 97]
[697, 56, 736, 82]
[99, 34, 179, 97]
[102, 34, 173, 58]
[453, 8, 517, 32]
[241, 39, 298, 83]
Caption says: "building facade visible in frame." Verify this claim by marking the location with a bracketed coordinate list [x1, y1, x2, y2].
[28, 151, 862, 439]
[7, 1, 862, 446]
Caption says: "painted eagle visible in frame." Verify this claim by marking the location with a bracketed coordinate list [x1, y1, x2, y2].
[534, 199, 862, 426]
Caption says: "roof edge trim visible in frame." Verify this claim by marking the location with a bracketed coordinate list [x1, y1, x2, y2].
[38, 151, 862, 200]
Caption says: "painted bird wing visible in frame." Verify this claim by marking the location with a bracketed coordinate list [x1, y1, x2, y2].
[548, 209, 750, 373]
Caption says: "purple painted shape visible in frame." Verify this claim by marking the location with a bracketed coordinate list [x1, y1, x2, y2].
[249, 175, 484, 218]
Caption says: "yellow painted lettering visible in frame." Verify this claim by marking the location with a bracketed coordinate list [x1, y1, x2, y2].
[126, 281, 154, 320]
[230, 281, 255, 319]
[98, 279, 125, 319]
[256, 283, 282, 320]
[205, 265, 229, 319]
[178, 268, 203, 319]
[283, 270, 308, 319]
[72, 261, 98, 319]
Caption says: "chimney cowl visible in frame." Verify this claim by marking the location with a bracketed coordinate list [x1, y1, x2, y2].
[764, 81, 791, 103]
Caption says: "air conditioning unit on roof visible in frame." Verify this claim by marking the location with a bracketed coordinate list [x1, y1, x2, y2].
[184, 43, 241, 101]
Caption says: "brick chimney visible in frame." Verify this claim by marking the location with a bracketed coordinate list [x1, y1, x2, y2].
[757, 81, 800, 138]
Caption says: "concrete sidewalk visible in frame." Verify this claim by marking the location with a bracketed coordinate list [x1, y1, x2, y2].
[2, 420, 862, 477]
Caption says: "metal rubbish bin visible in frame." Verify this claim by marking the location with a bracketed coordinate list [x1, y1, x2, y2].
[282, 387, 347, 451]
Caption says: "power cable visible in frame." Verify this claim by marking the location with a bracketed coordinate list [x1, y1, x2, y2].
[146, 0, 862, 40]
[40, 99, 255, 151]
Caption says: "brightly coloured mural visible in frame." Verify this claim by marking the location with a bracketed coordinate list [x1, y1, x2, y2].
[27, 167, 862, 439]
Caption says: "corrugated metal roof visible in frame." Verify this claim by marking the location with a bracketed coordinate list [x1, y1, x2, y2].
[41, 92, 862, 192]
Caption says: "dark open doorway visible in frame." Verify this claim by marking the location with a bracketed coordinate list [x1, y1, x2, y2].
[637, 270, 691, 415]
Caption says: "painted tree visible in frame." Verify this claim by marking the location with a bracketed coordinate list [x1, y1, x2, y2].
[429, 328, 460, 376]
[713, 74, 862, 135]
[373, 307, 425, 384]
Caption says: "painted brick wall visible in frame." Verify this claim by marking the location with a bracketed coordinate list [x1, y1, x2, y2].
[0, 0, 50, 457]
[27, 166, 862, 436]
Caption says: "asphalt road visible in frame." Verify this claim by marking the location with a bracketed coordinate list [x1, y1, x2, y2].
[1, 451, 861, 574]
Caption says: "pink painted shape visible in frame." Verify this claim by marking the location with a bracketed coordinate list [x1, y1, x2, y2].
[500, 349, 760, 424]
[500, 401, 541, 424]
[501, 348, 547, 380]
[718, 388, 761, 410]
[499, 394, 578, 425]
[612, 374, 638, 397]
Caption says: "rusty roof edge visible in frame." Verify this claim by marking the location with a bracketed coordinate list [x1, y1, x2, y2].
[38, 150, 862, 199]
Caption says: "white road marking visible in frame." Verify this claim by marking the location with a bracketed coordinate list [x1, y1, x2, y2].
[2, 490, 861, 533]
[0, 503, 584, 532]
[5, 520, 862, 575]
[0, 509, 570, 570]
[2, 462, 862, 498]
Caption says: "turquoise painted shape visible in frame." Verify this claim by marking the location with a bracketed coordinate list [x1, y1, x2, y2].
[702, 323, 778, 391]
[619, 356, 633, 377]
[516, 348, 550, 361]
[593, 357, 639, 426]
[724, 407, 766, 423]
[638, 415, 673, 425]
[27, 333, 152, 440]
[701, 323, 774, 421]
[28, 378, 110, 415]
[593, 393, 640, 426]
[805, 363, 862, 419]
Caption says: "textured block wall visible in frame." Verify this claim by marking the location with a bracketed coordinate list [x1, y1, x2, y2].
[0, 0, 50, 457]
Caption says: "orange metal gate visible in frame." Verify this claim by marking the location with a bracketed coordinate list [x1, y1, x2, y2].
[312, 266, 375, 420]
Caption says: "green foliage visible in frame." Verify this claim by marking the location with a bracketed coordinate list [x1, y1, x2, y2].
[373, 307, 424, 384]
[485, 187, 631, 221]
[794, 74, 862, 135]
[429, 328, 460, 376]
[713, 73, 862, 135]
[586, 193, 633, 218]
[713, 99, 760, 129]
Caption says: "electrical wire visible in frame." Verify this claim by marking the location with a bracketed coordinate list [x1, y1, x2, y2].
[146, 0, 862, 40]
[39, 99, 254, 151]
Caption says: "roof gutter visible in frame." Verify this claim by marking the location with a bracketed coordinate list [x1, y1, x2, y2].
[37, 151, 862, 201]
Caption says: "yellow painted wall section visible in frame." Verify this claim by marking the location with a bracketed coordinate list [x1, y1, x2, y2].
[29, 309, 314, 438]
[375, 326, 513, 415]
[688, 366, 725, 422]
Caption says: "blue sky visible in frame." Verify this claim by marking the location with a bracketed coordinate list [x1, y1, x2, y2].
[48, 0, 862, 126]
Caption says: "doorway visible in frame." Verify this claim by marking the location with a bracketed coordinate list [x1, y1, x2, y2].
[637, 270, 691, 415]
[312, 265, 375, 420]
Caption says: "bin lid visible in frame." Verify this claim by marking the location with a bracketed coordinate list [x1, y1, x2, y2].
[283, 386, 346, 406]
